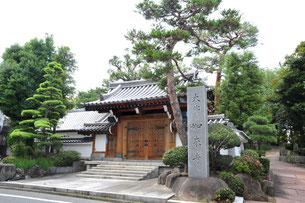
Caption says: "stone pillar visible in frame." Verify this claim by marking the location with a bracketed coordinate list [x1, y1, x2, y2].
[187, 86, 209, 178]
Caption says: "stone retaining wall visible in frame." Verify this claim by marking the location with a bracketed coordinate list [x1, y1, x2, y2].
[279, 156, 305, 164]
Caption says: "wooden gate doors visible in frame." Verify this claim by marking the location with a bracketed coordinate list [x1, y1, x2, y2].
[126, 120, 167, 160]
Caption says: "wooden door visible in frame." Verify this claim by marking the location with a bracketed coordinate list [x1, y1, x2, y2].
[127, 121, 145, 159]
[106, 135, 117, 157]
[147, 120, 166, 159]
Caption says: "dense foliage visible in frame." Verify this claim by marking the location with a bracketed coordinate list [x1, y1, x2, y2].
[162, 146, 188, 168]
[231, 155, 263, 179]
[214, 188, 235, 203]
[9, 62, 67, 156]
[209, 124, 240, 172]
[243, 116, 277, 151]
[52, 150, 81, 167]
[241, 149, 259, 159]
[220, 52, 264, 129]
[258, 157, 270, 174]
[272, 42, 305, 146]
[214, 155, 233, 171]
[0, 35, 76, 125]
[75, 87, 106, 108]
[219, 171, 244, 196]
[2, 156, 54, 171]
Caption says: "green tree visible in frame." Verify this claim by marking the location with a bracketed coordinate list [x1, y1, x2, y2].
[75, 87, 106, 108]
[209, 124, 240, 172]
[10, 62, 67, 156]
[220, 52, 263, 129]
[0, 35, 77, 124]
[275, 42, 305, 146]
[127, 0, 246, 145]
[192, 9, 258, 113]
[243, 116, 277, 151]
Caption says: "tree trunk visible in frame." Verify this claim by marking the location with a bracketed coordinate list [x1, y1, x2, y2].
[214, 71, 222, 113]
[167, 69, 187, 146]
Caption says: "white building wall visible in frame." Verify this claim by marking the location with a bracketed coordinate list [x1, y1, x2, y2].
[63, 142, 92, 159]
[94, 134, 107, 152]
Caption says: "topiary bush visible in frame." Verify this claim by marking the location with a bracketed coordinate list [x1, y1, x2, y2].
[214, 188, 235, 202]
[258, 157, 270, 174]
[215, 155, 233, 171]
[209, 124, 240, 172]
[241, 149, 259, 159]
[231, 155, 263, 179]
[219, 171, 244, 196]
[163, 146, 187, 167]
[52, 150, 81, 167]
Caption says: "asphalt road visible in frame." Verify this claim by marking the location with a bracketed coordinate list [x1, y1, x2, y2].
[0, 188, 111, 203]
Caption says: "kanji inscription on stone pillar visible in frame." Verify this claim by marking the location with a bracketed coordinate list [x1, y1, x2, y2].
[187, 86, 209, 178]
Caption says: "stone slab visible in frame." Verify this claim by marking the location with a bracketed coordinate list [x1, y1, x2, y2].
[0, 172, 174, 203]
[187, 86, 209, 178]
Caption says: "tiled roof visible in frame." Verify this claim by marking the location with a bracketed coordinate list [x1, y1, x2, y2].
[83, 72, 200, 107]
[56, 109, 109, 132]
[84, 80, 168, 107]
[78, 122, 113, 135]
[60, 137, 93, 143]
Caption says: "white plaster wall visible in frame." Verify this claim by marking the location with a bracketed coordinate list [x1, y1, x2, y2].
[220, 145, 243, 157]
[94, 134, 106, 152]
[176, 133, 182, 147]
[63, 142, 92, 159]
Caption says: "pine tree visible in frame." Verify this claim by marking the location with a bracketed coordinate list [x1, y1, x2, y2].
[220, 52, 263, 129]
[10, 62, 66, 156]
[243, 116, 277, 151]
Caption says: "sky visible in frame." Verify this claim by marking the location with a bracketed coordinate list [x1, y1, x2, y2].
[0, 0, 304, 92]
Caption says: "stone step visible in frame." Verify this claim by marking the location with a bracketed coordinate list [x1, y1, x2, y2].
[87, 169, 150, 174]
[81, 171, 146, 177]
[86, 161, 163, 166]
[76, 174, 143, 181]
[95, 165, 156, 170]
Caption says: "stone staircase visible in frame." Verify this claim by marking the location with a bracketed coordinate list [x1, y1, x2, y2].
[77, 161, 163, 181]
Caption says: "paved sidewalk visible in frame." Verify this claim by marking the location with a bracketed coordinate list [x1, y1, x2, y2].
[267, 147, 305, 203]
[0, 173, 174, 203]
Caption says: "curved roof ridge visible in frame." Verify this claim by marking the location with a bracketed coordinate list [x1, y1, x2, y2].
[101, 84, 122, 101]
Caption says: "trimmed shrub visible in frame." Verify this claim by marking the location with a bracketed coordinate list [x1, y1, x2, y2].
[231, 155, 263, 179]
[219, 172, 244, 196]
[261, 144, 272, 151]
[258, 157, 270, 174]
[52, 150, 81, 167]
[2, 156, 15, 164]
[215, 155, 233, 170]
[214, 188, 235, 202]
[241, 149, 259, 159]
[163, 146, 187, 167]
[298, 148, 305, 156]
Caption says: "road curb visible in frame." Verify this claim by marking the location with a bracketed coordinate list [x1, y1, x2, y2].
[0, 182, 174, 203]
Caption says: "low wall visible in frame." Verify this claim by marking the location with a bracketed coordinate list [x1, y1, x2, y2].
[0, 164, 16, 181]
[48, 161, 85, 175]
[279, 156, 305, 164]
